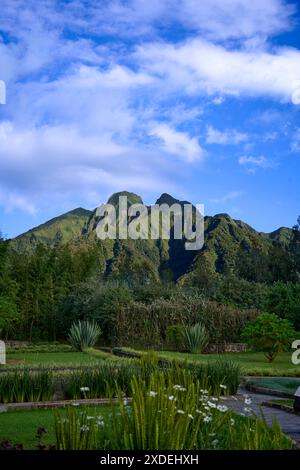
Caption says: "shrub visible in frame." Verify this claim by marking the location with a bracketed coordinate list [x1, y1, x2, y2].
[117, 297, 257, 349]
[166, 325, 185, 351]
[68, 320, 101, 351]
[241, 313, 296, 362]
[182, 323, 208, 353]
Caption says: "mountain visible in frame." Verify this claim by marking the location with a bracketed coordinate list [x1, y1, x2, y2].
[12, 207, 92, 252]
[11, 192, 293, 282]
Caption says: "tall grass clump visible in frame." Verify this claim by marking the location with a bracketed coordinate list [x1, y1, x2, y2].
[68, 320, 101, 351]
[109, 371, 292, 450]
[54, 406, 107, 450]
[54, 370, 292, 450]
[0, 370, 54, 403]
[182, 323, 209, 354]
[64, 356, 240, 399]
[64, 360, 142, 399]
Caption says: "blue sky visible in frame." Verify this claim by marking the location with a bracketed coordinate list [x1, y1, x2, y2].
[0, 0, 300, 238]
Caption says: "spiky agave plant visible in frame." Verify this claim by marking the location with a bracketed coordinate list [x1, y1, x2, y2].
[182, 323, 209, 354]
[68, 320, 102, 351]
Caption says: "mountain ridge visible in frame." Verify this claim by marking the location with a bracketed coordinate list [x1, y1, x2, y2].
[10, 192, 294, 282]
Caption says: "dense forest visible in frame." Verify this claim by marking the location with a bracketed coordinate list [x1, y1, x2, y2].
[0, 192, 299, 344]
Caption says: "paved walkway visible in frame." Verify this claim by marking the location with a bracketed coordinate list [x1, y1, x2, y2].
[225, 386, 300, 443]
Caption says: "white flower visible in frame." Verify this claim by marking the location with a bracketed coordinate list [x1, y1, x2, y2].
[217, 405, 228, 412]
[212, 439, 219, 446]
[80, 387, 90, 392]
[203, 416, 212, 423]
[124, 399, 128, 406]
[176, 409, 185, 415]
[220, 384, 227, 390]
[87, 416, 94, 420]
[96, 418, 104, 427]
[196, 409, 203, 415]
[173, 385, 182, 390]
[244, 407, 251, 413]
[211, 397, 218, 402]
[168, 395, 175, 401]
[244, 398, 252, 405]
[204, 406, 210, 411]
[72, 402, 80, 406]
[80, 425, 89, 432]
[207, 401, 217, 409]
[188, 414, 194, 420]
[149, 391, 158, 397]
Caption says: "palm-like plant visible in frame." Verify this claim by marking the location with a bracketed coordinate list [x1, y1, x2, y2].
[182, 323, 208, 354]
[68, 320, 101, 351]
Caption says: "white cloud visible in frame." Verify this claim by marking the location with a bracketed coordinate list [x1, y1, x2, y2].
[238, 155, 275, 168]
[137, 38, 300, 104]
[0, 121, 177, 210]
[0, 0, 294, 45]
[0, 189, 37, 215]
[206, 126, 248, 145]
[149, 123, 204, 162]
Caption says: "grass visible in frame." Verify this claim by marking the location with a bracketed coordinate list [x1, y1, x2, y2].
[247, 377, 300, 394]
[3, 350, 112, 369]
[263, 398, 294, 407]
[126, 349, 300, 377]
[0, 406, 112, 450]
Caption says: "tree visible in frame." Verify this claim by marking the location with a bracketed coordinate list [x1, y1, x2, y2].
[0, 296, 20, 338]
[291, 216, 300, 278]
[241, 313, 296, 362]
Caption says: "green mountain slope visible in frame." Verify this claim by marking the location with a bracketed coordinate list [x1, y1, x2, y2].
[12, 207, 92, 252]
[12, 192, 293, 282]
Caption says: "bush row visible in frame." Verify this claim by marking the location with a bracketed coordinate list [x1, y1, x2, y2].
[116, 298, 257, 349]
[0, 357, 240, 403]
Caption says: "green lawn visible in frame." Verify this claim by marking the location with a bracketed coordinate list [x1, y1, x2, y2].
[136, 350, 300, 377]
[0, 406, 112, 449]
[4, 350, 110, 369]
[248, 377, 300, 394]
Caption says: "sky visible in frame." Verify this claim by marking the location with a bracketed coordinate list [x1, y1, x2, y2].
[0, 0, 300, 238]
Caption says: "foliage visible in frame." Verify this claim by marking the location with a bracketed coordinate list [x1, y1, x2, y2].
[182, 323, 208, 354]
[54, 371, 292, 450]
[54, 406, 105, 450]
[64, 356, 240, 399]
[264, 282, 300, 329]
[166, 325, 185, 351]
[117, 297, 257, 349]
[0, 370, 54, 403]
[241, 313, 296, 362]
[68, 320, 101, 351]
[0, 296, 21, 338]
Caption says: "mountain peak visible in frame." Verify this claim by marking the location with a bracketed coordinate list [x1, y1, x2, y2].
[155, 193, 180, 206]
[214, 213, 232, 220]
[107, 191, 143, 207]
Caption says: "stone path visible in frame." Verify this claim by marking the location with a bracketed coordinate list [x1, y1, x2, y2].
[225, 386, 300, 443]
